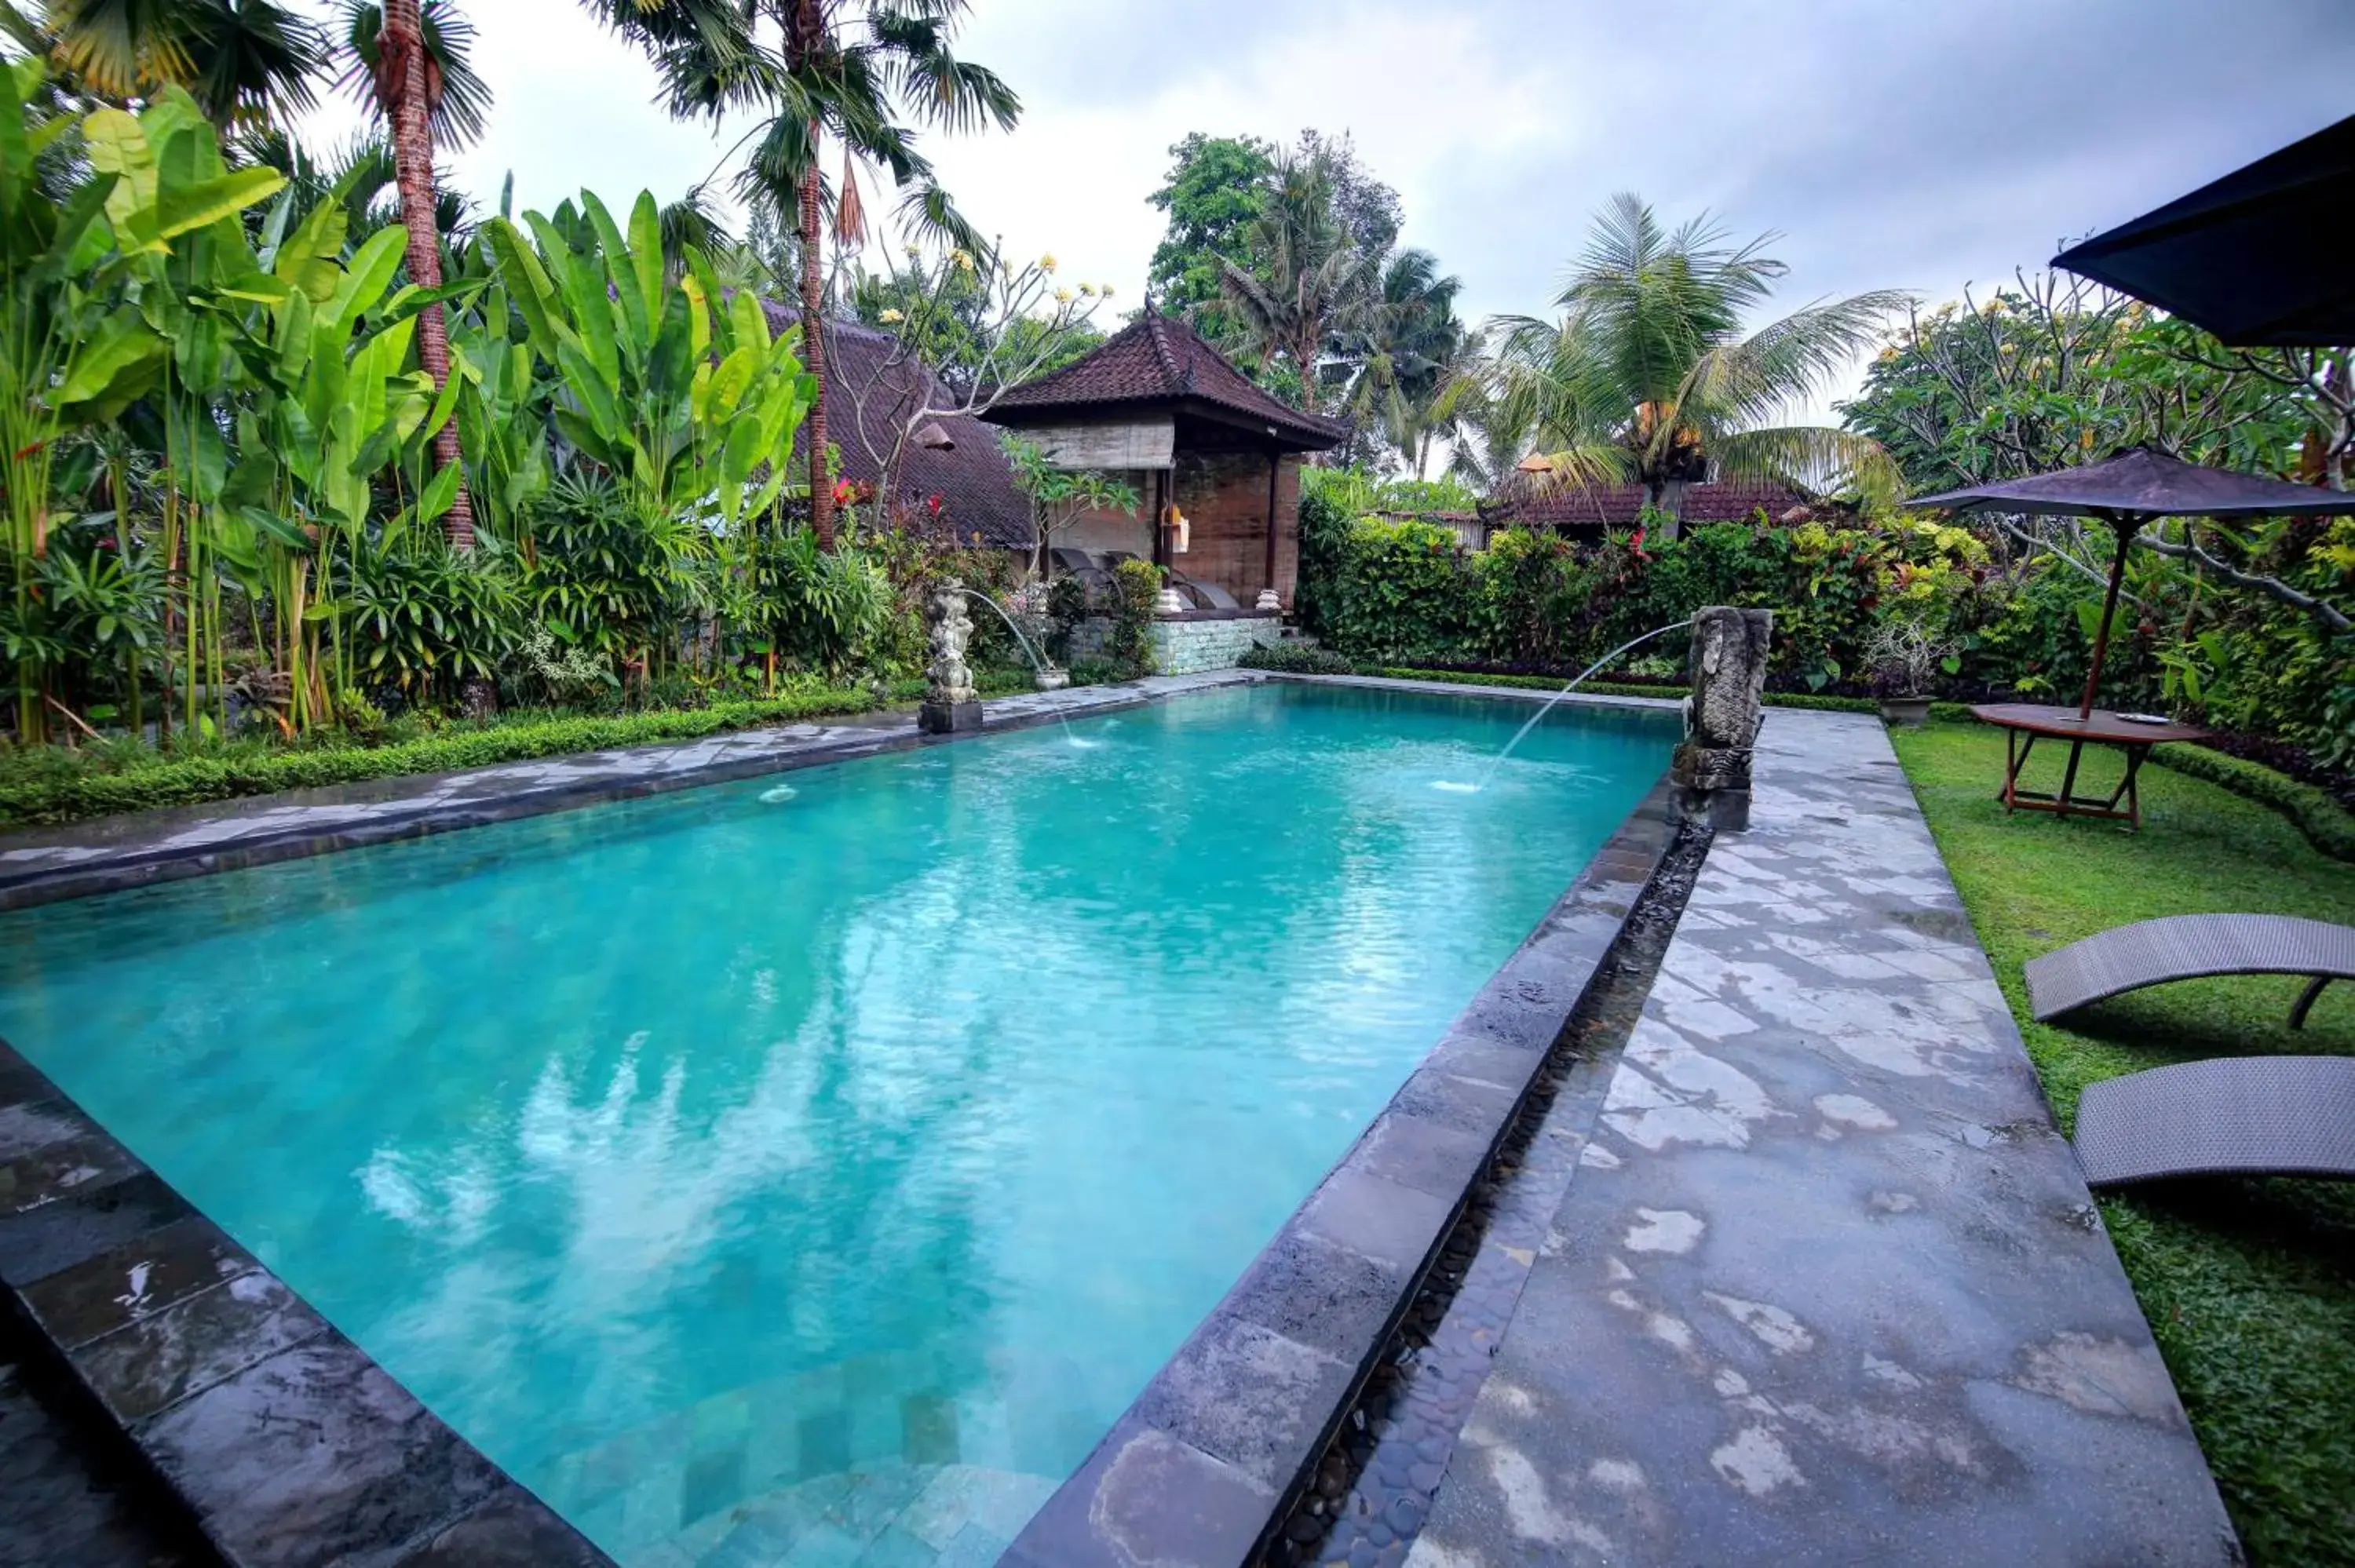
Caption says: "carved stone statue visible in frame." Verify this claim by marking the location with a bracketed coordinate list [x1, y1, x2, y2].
[1672, 606, 1771, 822]
[920, 578, 984, 734]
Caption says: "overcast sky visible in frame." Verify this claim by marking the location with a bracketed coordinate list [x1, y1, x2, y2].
[294, 0, 2354, 422]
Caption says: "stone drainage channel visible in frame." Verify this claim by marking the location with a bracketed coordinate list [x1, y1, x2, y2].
[1266, 823, 1714, 1568]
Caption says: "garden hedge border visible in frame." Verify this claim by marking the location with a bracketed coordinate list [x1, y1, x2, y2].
[0, 671, 1056, 830]
[2149, 744, 2355, 863]
[0, 691, 879, 829]
[1347, 663, 1897, 714]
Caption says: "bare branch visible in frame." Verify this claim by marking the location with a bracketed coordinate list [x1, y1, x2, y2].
[2137, 523, 2353, 633]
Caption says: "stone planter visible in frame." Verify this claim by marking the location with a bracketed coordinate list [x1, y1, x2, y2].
[1879, 695, 1932, 727]
[1033, 666, 1070, 691]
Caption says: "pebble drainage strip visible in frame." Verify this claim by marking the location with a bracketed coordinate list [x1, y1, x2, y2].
[1266, 824, 1712, 1568]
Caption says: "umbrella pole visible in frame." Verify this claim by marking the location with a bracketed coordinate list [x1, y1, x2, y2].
[2077, 515, 2142, 720]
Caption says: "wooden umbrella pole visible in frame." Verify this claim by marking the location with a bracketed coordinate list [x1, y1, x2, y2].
[2078, 513, 2142, 720]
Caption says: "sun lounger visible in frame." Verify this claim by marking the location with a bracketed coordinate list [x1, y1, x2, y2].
[2073, 1055, 2355, 1186]
[1086, 551, 1249, 611]
[2026, 913, 2355, 1030]
[1048, 549, 1115, 595]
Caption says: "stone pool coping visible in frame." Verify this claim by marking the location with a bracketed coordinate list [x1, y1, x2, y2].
[0, 1035, 615, 1567]
[0, 672, 1671, 913]
[1000, 774, 1688, 1568]
[0, 670, 1687, 1567]
[0, 673, 1269, 912]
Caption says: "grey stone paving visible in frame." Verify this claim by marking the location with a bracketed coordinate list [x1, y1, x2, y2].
[1408, 710, 2240, 1567]
[0, 673, 1259, 909]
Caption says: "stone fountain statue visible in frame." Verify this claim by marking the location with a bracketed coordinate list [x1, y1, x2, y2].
[920, 578, 984, 734]
[1672, 606, 1772, 827]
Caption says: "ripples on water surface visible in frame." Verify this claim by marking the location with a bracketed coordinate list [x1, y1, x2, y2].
[0, 684, 1668, 1563]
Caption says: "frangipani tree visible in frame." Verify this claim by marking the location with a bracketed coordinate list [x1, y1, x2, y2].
[1496, 194, 1909, 536]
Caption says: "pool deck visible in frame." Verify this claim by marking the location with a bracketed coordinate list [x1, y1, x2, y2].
[1401, 709, 2238, 1566]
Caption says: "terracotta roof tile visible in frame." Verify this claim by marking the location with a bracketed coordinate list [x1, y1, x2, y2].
[1487, 479, 1811, 531]
[761, 303, 1032, 549]
[988, 312, 1349, 449]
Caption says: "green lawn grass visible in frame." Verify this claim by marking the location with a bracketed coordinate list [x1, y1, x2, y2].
[1889, 720, 2355, 1565]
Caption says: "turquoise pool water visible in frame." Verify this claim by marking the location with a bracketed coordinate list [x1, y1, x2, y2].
[0, 684, 1667, 1563]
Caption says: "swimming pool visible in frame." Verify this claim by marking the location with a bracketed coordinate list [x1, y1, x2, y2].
[0, 682, 1670, 1564]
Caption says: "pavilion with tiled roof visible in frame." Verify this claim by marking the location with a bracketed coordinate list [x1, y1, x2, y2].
[984, 309, 1347, 610]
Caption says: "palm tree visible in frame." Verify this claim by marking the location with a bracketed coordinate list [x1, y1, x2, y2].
[1216, 151, 1366, 420]
[1496, 193, 1910, 536]
[21, 0, 327, 126]
[1335, 247, 1468, 469]
[584, 0, 1020, 550]
[334, 0, 491, 548]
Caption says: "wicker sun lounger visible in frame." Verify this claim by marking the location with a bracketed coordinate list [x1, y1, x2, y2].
[2074, 1056, 2355, 1186]
[2026, 913, 2355, 1031]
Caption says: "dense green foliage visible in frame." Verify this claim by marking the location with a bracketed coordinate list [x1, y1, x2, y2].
[1145, 129, 1465, 472]
[0, 64, 1036, 789]
[1893, 720, 2355, 1566]
[1839, 275, 2355, 775]
[1146, 132, 1273, 340]
[2150, 743, 2355, 862]
[0, 683, 878, 826]
[1106, 559, 1160, 676]
[1298, 508, 2075, 698]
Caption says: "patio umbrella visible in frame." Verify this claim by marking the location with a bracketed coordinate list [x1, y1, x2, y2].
[1911, 447, 2355, 718]
[2053, 114, 2355, 346]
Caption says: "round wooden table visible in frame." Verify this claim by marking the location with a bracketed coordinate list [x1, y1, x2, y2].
[1970, 704, 2207, 830]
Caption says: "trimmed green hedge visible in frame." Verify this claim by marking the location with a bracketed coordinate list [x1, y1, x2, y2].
[1242, 642, 1358, 676]
[2150, 745, 2355, 862]
[0, 689, 883, 828]
[1349, 664, 1889, 714]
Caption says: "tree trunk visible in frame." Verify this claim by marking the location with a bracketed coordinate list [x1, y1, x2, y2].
[799, 151, 833, 550]
[382, 0, 472, 550]
[1645, 476, 1687, 542]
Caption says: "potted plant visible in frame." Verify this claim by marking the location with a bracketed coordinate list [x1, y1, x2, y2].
[1864, 616, 1954, 727]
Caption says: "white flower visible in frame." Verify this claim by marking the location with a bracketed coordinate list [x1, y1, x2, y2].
[1053, 286, 1075, 304]
[1078, 282, 1097, 297]
[1039, 252, 1058, 273]
[951, 249, 975, 272]
[903, 242, 921, 259]
[878, 307, 904, 323]
[1099, 283, 1115, 299]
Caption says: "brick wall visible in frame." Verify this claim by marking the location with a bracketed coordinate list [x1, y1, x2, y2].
[1173, 451, 1300, 607]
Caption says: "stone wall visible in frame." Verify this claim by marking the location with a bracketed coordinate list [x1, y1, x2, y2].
[1062, 613, 1282, 673]
[1152, 614, 1283, 674]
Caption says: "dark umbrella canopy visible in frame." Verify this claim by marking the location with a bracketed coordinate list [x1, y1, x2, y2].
[2052, 114, 2355, 347]
[1912, 447, 2355, 717]
[1912, 444, 2355, 520]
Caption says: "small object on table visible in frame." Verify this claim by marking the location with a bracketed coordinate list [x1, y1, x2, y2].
[1970, 703, 2207, 830]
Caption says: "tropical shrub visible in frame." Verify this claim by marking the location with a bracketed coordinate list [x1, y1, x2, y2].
[1239, 641, 1354, 674]
[1108, 559, 1161, 676]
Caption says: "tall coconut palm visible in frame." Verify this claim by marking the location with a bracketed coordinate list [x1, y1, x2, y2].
[584, 0, 1019, 549]
[22, 0, 327, 126]
[1217, 152, 1366, 420]
[1334, 246, 1467, 469]
[334, 0, 490, 548]
[1496, 193, 1910, 536]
